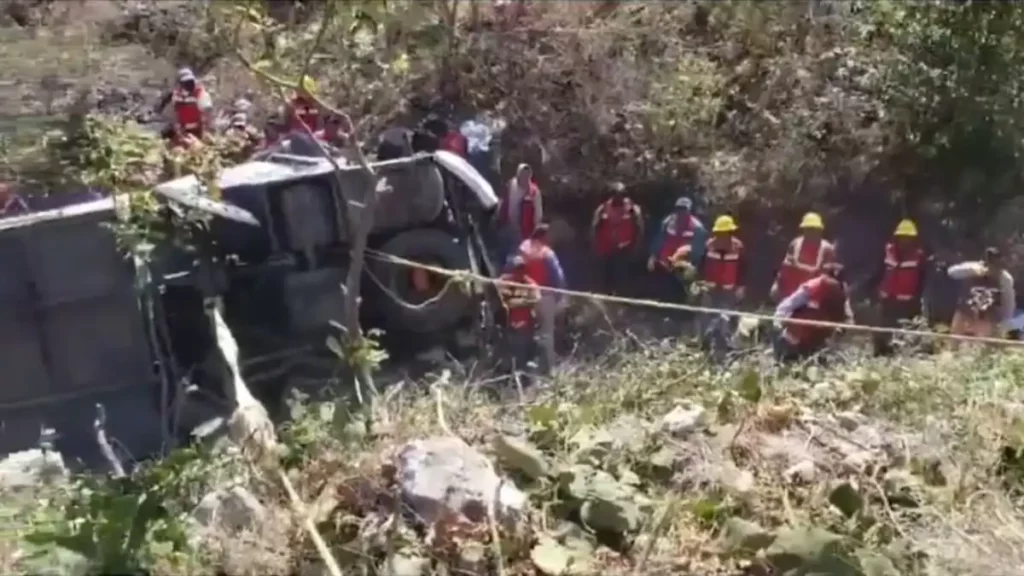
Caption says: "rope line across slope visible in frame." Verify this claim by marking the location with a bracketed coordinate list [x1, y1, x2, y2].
[363, 248, 1024, 349]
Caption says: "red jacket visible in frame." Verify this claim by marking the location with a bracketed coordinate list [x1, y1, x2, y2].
[879, 242, 925, 302]
[781, 275, 848, 350]
[592, 199, 641, 255]
[703, 237, 744, 289]
[172, 84, 208, 135]
[500, 181, 541, 239]
[657, 214, 698, 265]
[776, 236, 836, 299]
[440, 131, 467, 157]
[499, 272, 538, 329]
[289, 94, 320, 132]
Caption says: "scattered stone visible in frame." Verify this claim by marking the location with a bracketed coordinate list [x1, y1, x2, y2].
[719, 517, 775, 554]
[834, 411, 863, 431]
[661, 402, 707, 436]
[456, 541, 488, 575]
[841, 450, 879, 472]
[193, 486, 266, 534]
[0, 449, 67, 489]
[784, 460, 818, 484]
[719, 463, 755, 497]
[492, 435, 550, 480]
[398, 436, 525, 526]
[380, 551, 430, 576]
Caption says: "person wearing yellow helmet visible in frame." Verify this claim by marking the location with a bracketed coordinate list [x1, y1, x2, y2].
[286, 74, 322, 134]
[863, 218, 930, 356]
[686, 214, 747, 359]
[770, 211, 837, 303]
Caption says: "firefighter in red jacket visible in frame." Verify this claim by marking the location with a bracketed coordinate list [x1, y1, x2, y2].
[773, 262, 854, 362]
[169, 68, 213, 145]
[864, 219, 930, 356]
[691, 215, 746, 356]
[287, 75, 322, 134]
[499, 255, 542, 374]
[517, 224, 567, 375]
[770, 212, 837, 303]
[591, 182, 643, 295]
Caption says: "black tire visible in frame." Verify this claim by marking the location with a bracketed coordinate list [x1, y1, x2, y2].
[369, 229, 474, 334]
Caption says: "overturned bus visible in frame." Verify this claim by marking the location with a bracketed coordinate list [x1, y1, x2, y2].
[0, 148, 500, 469]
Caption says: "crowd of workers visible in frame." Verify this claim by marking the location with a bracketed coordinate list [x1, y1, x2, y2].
[3, 66, 1017, 376]
[495, 176, 1019, 375]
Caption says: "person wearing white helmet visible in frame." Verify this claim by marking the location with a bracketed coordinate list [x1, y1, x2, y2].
[168, 67, 213, 143]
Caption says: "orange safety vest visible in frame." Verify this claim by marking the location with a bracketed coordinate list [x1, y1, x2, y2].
[289, 94, 320, 132]
[782, 275, 847, 350]
[703, 237, 744, 289]
[593, 199, 639, 256]
[879, 242, 924, 302]
[172, 85, 208, 134]
[499, 272, 537, 329]
[776, 236, 835, 299]
[657, 214, 697, 265]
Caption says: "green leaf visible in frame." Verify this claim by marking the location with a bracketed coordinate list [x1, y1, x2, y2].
[736, 369, 763, 404]
[828, 481, 865, 518]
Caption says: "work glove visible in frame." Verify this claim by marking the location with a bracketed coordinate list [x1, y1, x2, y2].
[735, 287, 746, 302]
[769, 283, 780, 303]
[646, 257, 657, 272]
[674, 261, 697, 281]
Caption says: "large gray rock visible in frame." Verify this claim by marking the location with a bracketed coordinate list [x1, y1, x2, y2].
[193, 485, 266, 534]
[397, 436, 526, 526]
[0, 448, 67, 489]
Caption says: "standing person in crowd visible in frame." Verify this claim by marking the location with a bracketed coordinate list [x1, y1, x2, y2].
[517, 223, 566, 375]
[863, 219, 931, 355]
[169, 67, 213, 144]
[498, 255, 541, 379]
[648, 196, 707, 303]
[770, 211, 837, 303]
[0, 182, 29, 218]
[591, 181, 643, 295]
[947, 247, 1016, 339]
[286, 75, 322, 134]
[498, 163, 543, 261]
[690, 215, 746, 359]
[773, 262, 854, 362]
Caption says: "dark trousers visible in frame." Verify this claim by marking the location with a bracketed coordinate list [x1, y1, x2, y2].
[599, 250, 635, 295]
[872, 299, 921, 356]
[504, 325, 535, 374]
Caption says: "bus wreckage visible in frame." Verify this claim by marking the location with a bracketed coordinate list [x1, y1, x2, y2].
[0, 146, 500, 471]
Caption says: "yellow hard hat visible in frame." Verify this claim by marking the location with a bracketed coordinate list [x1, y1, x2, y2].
[799, 212, 825, 230]
[300, 75, 317, 95]
[712, 215, 738, 233]
[893, 218, 918, 237]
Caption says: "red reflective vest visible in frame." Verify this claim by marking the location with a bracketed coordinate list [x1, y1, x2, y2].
[703, 237, 744, 289]
[879, 242, 925, 302]
[500, 182, 541, 239]
[289, 95, 320, 132]
[499, 272, 538, 329]
[657, 214, 697, 265]
[776, 236, 836, 299]
[440, 131, 467, 157]
[518, 238, 553, 287]
[593, 199, 639, 256]
[782, 275, 847, 350]
[172, 85, 208, 135]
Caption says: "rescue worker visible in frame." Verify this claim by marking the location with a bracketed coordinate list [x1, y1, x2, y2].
[517, 223, 567, 375]
[0, 182, 29, 218]
[692, 215, 746, 358]
[947, 247, 1016, 339]
[314, 115, 351, 149]
[287, 75, 322, 134]
[864, 219, 930, 356]
[591, 182, 643, 295]
[170, 68, 213, 142]
[223, 112, 263, 161]
[648, 196, 708, 303]
[498, 163, 543, 261]
[498, 255, 542, 375]
[773, 262, 854, 363]
[770, 211, 837, 303]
